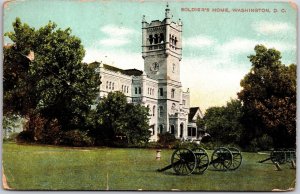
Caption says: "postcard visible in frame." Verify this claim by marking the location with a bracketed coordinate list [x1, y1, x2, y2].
[2, 0, 297, 191]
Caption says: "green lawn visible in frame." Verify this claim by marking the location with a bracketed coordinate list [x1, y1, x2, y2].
[2, 142, 296, 191]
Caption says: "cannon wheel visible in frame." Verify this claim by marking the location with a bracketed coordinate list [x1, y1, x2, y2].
[285, 148, 296, 162]
[192, 148, 209, 174]
[271, 149, 286, 164]
[211, 147, 232, 171]
[171, 148, 196, 175]
[228, 147, 242, 170]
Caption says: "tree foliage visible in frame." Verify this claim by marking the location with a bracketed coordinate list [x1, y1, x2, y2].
[4, 18, 100, 138]
[238, 45, 296, 148]
[203, 99, 244, 145]
[91, 92, 151, 146]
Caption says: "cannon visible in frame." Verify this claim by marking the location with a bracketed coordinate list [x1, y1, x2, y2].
[259, 148, 296, 164]
[157, 147, 242, 175]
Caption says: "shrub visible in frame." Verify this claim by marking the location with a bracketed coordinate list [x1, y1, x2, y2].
[58, 130, 94, 147]
[157, 132, 177, 148]
[16, 131, 35, 143]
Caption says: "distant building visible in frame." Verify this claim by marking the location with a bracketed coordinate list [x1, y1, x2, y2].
[187, 107, 204, 141]
[98, 5, 202, 141]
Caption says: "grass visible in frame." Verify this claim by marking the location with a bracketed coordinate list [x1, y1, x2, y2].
[2, 142, 296, 191]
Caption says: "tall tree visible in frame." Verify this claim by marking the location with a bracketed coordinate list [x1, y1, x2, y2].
[4, 18, 100, 140]
[238, 45, 296, 148]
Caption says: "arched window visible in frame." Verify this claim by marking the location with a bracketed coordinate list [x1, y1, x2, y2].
[180, 123, 184, 138]
[159, 33, 164, 43]
[154, 34, 159, 44]
[159, 106, 163, 117]
[171, 89, 175, 98]
[172, 103, 176, 109]
[171, 35, 175, 45]
[149, 35, 153, 44]
[153, 105, 155, 116]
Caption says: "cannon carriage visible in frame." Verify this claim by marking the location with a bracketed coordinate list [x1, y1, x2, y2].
[259, 148, 296, 164]
[157, 147, 242, 175]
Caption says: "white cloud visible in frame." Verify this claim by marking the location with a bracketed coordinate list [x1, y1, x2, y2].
[252, 21, 292, 35]
[100, 25, 136, 37]
[98, 38, 129, 47]
[83, 48, 143, 70]
[98, 24, 137, 47]
[183, 35, 215, 48]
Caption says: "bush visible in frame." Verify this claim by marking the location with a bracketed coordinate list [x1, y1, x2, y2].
[16, 131, 35, 143]
[157, 132, 177, 148]
[3, 132, 19, 142]
[58, 130, 95, 147]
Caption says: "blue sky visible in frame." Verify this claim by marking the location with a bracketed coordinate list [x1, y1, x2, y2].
[3, 0, 297, 110]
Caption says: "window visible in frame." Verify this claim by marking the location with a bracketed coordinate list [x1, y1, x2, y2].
[180, 124, 184, 138]
[139, 87, 141, 94]
[154, 34, 158, 44]
[153, 106, 155, 116]
[126, 86, 129, 93]
[183, 100, 186, 105]
[159, 125, 163, 134]
[170, 125, 175, 135]
[149, 35, 153, 44]
[174, 37, 177, 46]
[159, 33, 164, 43]
[106, 81, 108, 89]
[122, 85, 124, 92]
[112, 82, 114, 90]
[172, 103, 176, 110]
[159, 106, 163, 117]
[109, 82, 111, 90]
[152, 125, 155, 135]
[171, 89, 175, 98]
[135, 87, 137, 94]
[188, 127, 192, 136]
[159, 88, 163, 96]
[172, 64, 175, 73]
[192, 128, 196, 137]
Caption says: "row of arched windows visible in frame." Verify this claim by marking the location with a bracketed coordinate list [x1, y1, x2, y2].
[146, 105, 156, 117]
[149, 33, 164, 45]
[169, 34, 177, 46]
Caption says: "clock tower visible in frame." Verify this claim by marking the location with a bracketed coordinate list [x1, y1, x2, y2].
[142, 4, 187, 137]
[142, 4, 182, 82]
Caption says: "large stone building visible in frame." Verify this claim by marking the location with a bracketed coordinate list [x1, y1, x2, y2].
[98, 4, 199, 141]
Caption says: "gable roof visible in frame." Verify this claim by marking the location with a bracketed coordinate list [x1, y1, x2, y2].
[189, 107, 202, 122]
[103, 64, 143, 76]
